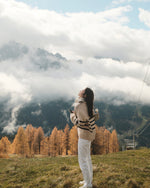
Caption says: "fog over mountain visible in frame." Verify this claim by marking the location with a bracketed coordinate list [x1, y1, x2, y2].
[0, 41, 150, 134]
[0, 0, 150, 133]
[1, 41, 150, 106]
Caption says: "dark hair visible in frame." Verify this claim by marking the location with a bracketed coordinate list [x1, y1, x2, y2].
[84, 88, 94, 118]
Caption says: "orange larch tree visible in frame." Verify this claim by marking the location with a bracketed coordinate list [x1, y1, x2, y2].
[111, 129, 119, 152]
[14, 126, 29, 156]
[0, 136, 11, 156]
[25, 124, 35, 156]
[33, 127, 44, 154]
[103, 129, 111, 154]
[92, 125, 101, 155]
[62, 124, 70, 155]
[69, 125, 78, 155]
[98, 126, 105, 154]
[41, 137, 50, 155]
[57, 130, 64, 155]
[49, 127, 58, 156]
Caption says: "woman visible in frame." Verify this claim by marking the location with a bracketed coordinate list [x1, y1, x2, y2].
[70, 88, 99, 188]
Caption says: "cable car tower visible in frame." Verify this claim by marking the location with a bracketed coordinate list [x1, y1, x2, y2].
[132, 59, 150, 149]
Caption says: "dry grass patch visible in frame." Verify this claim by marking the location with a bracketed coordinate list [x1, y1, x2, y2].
[0, 148, 150, 188]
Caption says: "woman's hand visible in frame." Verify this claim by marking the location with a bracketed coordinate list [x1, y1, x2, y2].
[69, 109, 74, 113]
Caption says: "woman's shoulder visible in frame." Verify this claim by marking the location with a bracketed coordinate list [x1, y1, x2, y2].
[73, 97, 85, 107]
[75, 101, 85, 109]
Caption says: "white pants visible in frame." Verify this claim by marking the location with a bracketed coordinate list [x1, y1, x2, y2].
[78, 138, 93, 188]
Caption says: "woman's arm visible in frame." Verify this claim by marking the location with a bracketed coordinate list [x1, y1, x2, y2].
[70, 112, 78, 125]
[70, 102, 86, 125]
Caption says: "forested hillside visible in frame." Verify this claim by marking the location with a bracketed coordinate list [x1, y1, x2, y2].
[0, 101, 150, 148]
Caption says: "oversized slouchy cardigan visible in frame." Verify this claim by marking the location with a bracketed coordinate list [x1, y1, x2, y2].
[70, 97, 99, 142]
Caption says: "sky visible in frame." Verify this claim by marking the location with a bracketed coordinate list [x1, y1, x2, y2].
[0, 0, 150, 132]
[15, 0, 150, 29]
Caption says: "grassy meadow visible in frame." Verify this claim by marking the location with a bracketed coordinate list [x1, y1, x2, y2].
[0, 148, 150, 188]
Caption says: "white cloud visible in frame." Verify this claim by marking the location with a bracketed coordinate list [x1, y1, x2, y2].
[31, 109, 42, 116]
[139, 8, 150, 28]
[0, 73, 32, 108]
[0, 0, 150, 62]
[1, 43, 149, 106]
[61, 110, 69, 122]
[2, 105, 26, 134]
[112, 0, 150, 5]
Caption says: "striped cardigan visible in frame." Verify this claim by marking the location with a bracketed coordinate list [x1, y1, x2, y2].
[70, 98, 99, 141]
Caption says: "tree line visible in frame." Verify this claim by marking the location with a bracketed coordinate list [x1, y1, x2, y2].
[0, 124, 119, 158]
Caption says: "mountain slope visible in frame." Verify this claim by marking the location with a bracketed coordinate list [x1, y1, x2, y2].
[0, 100, 150, 148]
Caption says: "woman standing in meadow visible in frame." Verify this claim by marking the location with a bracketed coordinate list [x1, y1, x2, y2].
[70, 88, 99, 188]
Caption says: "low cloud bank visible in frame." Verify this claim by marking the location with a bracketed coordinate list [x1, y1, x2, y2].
[0, 42, 150, 107]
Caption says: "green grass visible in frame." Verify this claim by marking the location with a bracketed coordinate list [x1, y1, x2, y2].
[0, 148, 150, 188]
